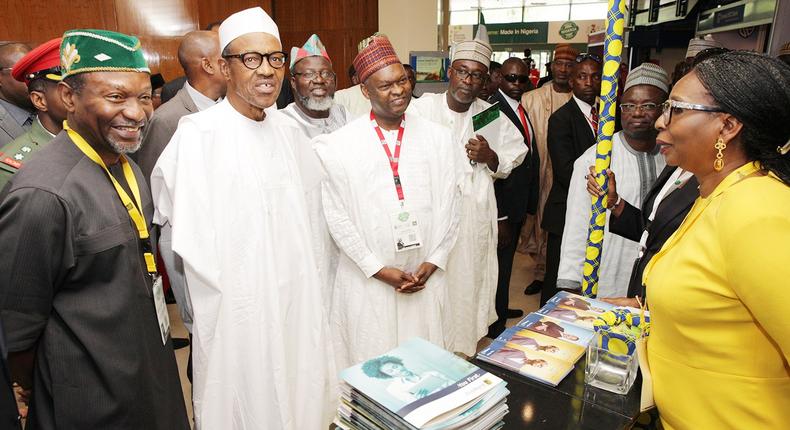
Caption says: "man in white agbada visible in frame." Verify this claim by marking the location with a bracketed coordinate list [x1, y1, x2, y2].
[149, 7, 334, 429]
[313, 35, 461, 370]
[409, 28, 526, 356]
[280, 33, 347, 305]
[557, 63, 669, 297]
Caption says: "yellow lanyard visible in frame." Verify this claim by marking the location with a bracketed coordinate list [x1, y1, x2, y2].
[64, 121, 157, 274]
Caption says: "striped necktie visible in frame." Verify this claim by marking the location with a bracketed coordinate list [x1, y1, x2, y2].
[590, 106, 598, 136]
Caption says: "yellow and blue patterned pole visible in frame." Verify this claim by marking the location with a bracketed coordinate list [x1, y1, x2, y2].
[581, 0, 626, 297]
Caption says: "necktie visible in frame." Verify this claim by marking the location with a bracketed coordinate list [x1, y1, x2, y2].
[590, 106, 598, 136]
[517, 104, 532, 149]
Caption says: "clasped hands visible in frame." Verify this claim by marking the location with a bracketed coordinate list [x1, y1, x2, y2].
[374, 263, 438, 294]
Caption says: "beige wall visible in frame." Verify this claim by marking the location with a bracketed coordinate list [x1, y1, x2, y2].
[379, 0, 439, 62]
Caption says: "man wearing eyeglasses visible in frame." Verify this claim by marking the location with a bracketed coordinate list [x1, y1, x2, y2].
[150, 8, 334, 429]
[281, 33, 347, 304]
[0, 43, 34, 147]
[557, 62, 668, 299]
[486, 56, 539, 335]
[409, 29, 526, 354]
[282, 34, 348, 138]
[540, 52, 602, 304]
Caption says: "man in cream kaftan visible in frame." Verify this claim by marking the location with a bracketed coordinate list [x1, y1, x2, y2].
[314, 111, 460, 369]
[410, 92, 526, 355]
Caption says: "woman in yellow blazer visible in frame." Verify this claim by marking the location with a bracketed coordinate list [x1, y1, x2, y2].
[643, 51, 790, 429]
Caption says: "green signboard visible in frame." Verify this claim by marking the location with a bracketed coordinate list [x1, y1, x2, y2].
[473, 22, 549, 44]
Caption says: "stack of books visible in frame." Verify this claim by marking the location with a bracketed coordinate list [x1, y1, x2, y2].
[336, 337, 510, 430]
[477, 291, 616, 386]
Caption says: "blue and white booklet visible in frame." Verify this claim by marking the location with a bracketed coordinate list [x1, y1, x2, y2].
[337, 337, 508, 430]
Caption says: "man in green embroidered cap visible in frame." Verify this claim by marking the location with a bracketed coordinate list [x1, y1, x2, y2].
[0, 29, 189, 429]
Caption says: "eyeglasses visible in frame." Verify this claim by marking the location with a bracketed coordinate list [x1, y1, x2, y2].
[575, 53, 602, 64]
[620, 103, 659, 113]
[659, 100, 723, 125]
[502, 73, 529, 84]
[451, 67, 486, 83]
[292, 70, 336, 81]
[223, 51, 288, 70]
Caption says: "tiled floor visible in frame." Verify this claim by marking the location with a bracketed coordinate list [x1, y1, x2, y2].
[168, 251, 542, 425]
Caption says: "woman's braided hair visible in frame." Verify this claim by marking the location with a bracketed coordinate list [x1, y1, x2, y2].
[693, 51, 790, 185]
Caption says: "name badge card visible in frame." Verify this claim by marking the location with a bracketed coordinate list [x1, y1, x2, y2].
[152, 275, 171, 345]
[390, 205, 423, 252]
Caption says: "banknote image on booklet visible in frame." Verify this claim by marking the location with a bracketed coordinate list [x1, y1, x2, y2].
[337, 337, 509, 430]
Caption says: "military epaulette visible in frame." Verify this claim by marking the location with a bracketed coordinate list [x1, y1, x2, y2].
[1, 154, 22, 170]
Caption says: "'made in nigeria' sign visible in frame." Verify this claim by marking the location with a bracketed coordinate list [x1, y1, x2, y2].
[474, 22, 549, 44]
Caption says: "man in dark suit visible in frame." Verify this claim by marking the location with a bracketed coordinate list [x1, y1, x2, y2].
[541, 53, 601, 305]
[487, 57, 539, 336]
[0, 320, 21, 429]
[136, 30, 226, 182]
[0, 43, 34, 147]
[604, 165, 698, 300]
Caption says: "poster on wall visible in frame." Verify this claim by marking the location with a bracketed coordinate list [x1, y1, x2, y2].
[449, 25, 474, 44]
[410, 51, 449, 82]
[548, 20, 605, 44]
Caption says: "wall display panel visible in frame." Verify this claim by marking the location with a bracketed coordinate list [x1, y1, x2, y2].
[0, 0, 371, 92]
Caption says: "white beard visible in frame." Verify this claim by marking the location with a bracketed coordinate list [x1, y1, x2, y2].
[301, 94, 333, 112]
[108, 136, 143, 154]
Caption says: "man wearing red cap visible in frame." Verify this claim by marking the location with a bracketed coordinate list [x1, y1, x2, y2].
[313, 35, 460, 370]
[519, 43, 578, 296]
[0, 38, 66, 190]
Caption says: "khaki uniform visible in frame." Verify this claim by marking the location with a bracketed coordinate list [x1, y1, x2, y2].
[0, 118, 54, 190]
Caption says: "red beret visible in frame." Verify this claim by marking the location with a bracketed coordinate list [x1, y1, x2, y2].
[11, 38, 62, 85]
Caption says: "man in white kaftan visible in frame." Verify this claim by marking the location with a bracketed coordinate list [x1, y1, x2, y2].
[150, 8, 334, 429]
[556, 63, 671, 298]
[409, 30, 526, 356]
[280, 34, 348, 307]
[557, 133, 665, 297]
[313, 36, 460, 370]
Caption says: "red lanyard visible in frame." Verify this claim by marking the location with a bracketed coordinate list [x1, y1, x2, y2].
[370, 111, 406, 201]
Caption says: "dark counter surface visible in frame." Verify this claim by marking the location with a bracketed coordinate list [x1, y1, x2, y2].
[472, 357, 643, 429]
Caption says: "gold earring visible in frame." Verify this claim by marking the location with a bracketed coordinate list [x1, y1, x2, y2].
[714, 137, 726, 171]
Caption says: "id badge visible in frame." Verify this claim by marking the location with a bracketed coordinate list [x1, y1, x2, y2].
[152, 275, 171, 345]
[390, 204, 423, 252]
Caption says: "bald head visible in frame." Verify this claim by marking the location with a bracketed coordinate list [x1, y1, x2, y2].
[179, 31, 219, 76]
[0, 42, 33, 108]
[177, 31, 226, 100]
